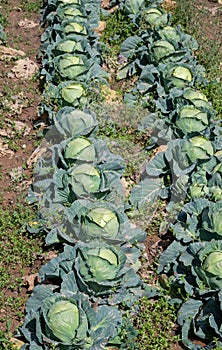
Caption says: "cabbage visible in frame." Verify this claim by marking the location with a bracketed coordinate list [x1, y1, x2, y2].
[61, 82, 85, 104]
[82, 207, 120, 239]
[64, 137, 96, 164]
[176, 105, 209, 134]
[152, 40, 175, 62]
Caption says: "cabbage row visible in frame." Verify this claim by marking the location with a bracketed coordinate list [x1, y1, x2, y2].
[17, 0, 148, 349]
[113, 0, 222, 348]
[39, 0, 109, 120]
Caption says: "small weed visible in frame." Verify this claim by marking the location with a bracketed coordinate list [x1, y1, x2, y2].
[134, 296, 180, 349]
[0, 321, 14, 350]
[127, 199, 166, 233]
[0, 203, 44, 334]
[198, 80, 222, 119]
[21, 0, 43, 13]
[0, 13, 8, 27]
[100, 10, 137, 56]
[213, 339, 222, 350]
[92, 102, 152, 180]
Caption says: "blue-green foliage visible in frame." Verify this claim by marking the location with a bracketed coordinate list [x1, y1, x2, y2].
[39, 0, 109, 119]
[18, 0, 147, 348]
[158, 240, 222, 349]
[18, 0, 222, 348]
[39, 241, 143, 304]
[130, 137, 219, 210]
[114, 0, 222, 349]
[19, 289, 123, 349]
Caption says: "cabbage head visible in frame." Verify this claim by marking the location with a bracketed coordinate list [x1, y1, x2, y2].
[185, 136, 214, 163]
[47, 300, 80, 343]
[18, 288, 122, 349]
[142, 8, 168, 27]
[81, 206, 120, 239]
[152, 40, 175, 62]
[52, 38, 84, 55]
[54, 108, 97, 139]
[158, 26, 181, 43]
[183, 89, 209, 108]
[42, 200, 146, 245]
[67, 163, 102, 197]
[171, 66, 193, 88]
[195, 241, 222, 290]
[158, 240, 222, 296]
[202, 251, 222, 278]
[61, 82, 85, 104]
[56, 54, 88, 80]
[64, 21, 87, 36]
[170, 199, 222, 243]
[39, 242, 141, 303]
[176, 105, 209, 134]
[67, 200, 146, 245]
[188, 167, 209, 199]
[57, 5, 85, 22]
[202, 201, 222, 237]
[64, 137, 96, 164]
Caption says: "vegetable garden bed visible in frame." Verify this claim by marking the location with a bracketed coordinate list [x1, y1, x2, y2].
[0, 0, 222, 349]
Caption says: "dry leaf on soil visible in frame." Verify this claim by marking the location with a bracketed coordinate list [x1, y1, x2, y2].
[100, 85, 119, 103]
[108, 5, 119, 13]
[0, 46, 26, 61]
[18, 18, 39, 28]
[11, 58, 38, 79]
[150, 145, 168, 161]
[0, 121, 31, 138]
[1, 92, 33, 115]
[14, 120, 31, 135]
[27, 145, 48, 168]
[0, 140, 15, 157]
[93, 21, 106, 36]
[9, 338, 25, 349]
[22, 273, 39, 291]
[101, 0, 110, 8]
[162, 0, 176, 11]
[196, 5, 219, 15]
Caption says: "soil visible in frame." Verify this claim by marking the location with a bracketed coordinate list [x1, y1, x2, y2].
[0, 0, 47, 338]
[0, 0, 221, 348]
[0, 1, 42, 207]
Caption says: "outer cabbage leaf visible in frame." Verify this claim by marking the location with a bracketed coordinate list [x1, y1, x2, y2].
[53, 108, 98, 139]
[43, 199, 146, 245]
[158, 239, 222, 296]
[170, 199, 222, 243]
[175, 105, 210, 134]
[39, 241, 142, 305]
[18, 288, 122, 349]
[177, 293, 222, 350]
